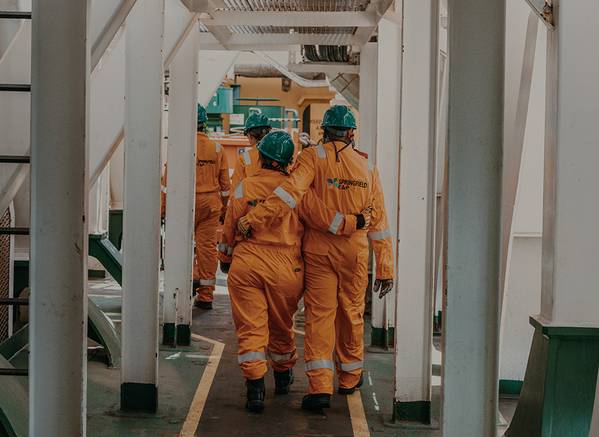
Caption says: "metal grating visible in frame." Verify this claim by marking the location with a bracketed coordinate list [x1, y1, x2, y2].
[0, 209, 10, 342]
[219, 0, 371, 12]
[227, 25, 356, 34]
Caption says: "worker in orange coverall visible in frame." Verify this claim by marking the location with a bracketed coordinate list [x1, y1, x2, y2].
[193, 104, 230, 309]
[230, 113, 272, 189]
[217, 130, 302, 413]
[237, 105, 394, 411]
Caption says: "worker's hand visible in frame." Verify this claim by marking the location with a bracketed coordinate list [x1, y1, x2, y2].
[373, 279, 394, 299]
[237, 216, 252, 238]
[356, 206, 373, 230]
[220, 262, 231, 274]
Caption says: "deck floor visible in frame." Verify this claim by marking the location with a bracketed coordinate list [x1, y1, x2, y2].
[86, 277, 516, 436]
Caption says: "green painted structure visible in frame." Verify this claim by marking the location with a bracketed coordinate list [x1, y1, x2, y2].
[506, 316, 599, 436]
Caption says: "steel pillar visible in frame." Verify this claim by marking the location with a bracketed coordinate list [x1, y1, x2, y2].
[507, 1, 599, 435]
[372, 17, 400, 351]
[121, 0, 164, 413]
[162, 21, 199, 347]
[443, 0, 504, 435]
[30, 0, 90, 434]
[394, 0, 438, 424]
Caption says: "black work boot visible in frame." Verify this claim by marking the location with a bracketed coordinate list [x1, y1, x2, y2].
[192, 280, 201, 296]
[301, 393, 331, 411]
[274, 369, 294, 395]
[246, 378, 265, 413]
[337, 372, 364, 395]
[194, 300, 213, 310]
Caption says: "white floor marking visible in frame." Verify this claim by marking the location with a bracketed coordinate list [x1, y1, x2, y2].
[367, 372, 373, 386]
[371, 392, 380, 412]
[166, 352, 181, 360]
[347, 391, 371, 437]
[180, 334, 225, 437]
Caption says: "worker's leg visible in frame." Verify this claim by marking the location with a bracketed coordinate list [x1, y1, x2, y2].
[228, 246, 269, 380]
[303, 251, 339, 395]
[264, 248, 304, 372]
[335, 247, 369, 390]
[194, 193, 221, 303]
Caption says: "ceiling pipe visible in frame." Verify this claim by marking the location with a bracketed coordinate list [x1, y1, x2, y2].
[252, 51, 330, 88]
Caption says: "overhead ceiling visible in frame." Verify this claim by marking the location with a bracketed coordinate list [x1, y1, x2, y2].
[188, 0, 394, 50]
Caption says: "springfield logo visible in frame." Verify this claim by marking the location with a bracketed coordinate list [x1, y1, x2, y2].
[197, 159, 216, 167]
[327, 178, 368, 190]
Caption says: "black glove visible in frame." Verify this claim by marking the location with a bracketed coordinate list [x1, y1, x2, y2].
[220, 262, 231, 274]
[355, 214, 366, 230]
[373, 279, 394, 299]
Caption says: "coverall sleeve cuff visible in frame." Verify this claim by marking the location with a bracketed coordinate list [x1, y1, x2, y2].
[341, 214, 358, 235]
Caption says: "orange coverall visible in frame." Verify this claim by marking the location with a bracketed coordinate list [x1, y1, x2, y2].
[230, 147, 261, 189]
[245, 142, 394, 394]
[194, 132, 230, 303]
[218, 168, 304, 380]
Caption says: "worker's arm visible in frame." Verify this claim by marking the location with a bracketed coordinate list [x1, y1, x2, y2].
[244, 148, 317, 230]
[217, 188, 247, 264]
[230, 153, 247, 190]
[368, 167, 395, 280]
[298, 189, 359, 236]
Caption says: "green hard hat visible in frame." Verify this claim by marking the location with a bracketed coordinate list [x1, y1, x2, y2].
[257, 131, 295, 166]
[321, 105, 357, 130]
[244, 113, 271, 135]
[197, 104, 208, 124]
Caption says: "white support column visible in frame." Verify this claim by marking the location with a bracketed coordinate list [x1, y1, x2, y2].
[507, 3, 599, 434]
[121, 0, 164, 412]
[358, 42, 383, 342]
[30, 0, 89, 435]
[373, 16, 401, 349]
[358, 42, 377, 158]
[162, 21, 199, 347]
[394, 0, 438, 424]
[540, 0, 599, 326]
[443, 0, 504, 435]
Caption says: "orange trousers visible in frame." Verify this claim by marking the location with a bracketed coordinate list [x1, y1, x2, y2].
[194, 192, 221, 303]
[303, 239, 369, 394]
[228, 243, 304, 380]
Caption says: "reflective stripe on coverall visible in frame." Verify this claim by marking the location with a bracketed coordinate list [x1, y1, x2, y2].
[230, 147, 261, 189]
[219, 168, 304, 380]
[194, 133, 230, 303]
[245, 141, 383, 394]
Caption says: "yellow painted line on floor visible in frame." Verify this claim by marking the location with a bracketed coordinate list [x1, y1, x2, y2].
[180, 334, 225, 437]
[347, 391, 371, 437]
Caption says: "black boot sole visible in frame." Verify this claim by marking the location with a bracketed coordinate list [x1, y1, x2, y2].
[301, 396, 331, 411]
[246, 400, 265, 413]
[337, 387, 356, 395]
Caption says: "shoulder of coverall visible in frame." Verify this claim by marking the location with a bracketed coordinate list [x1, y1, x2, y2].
[234, 170, 286, 201]
[240, 146, 260, 167]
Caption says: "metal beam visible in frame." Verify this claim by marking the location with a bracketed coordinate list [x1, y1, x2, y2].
[443, 0, 504, 434]
[30, 0, 89, 434]
[200, 11, 377, 27]
[163, 21, 198, 346]
[197, 30, 356, 50]
[91, 0, 137, 70]
[394, 0, 437, 423]
[288, 62, 359, 75]
[352, 0, 395, 45]
[121, 0, 164, 413]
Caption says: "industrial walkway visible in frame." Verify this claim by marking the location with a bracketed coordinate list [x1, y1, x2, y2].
[84, 277, 517, 436]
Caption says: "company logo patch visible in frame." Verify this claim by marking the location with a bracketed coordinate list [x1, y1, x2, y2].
[327, 177, 368, 190]
[197, 159, 216, 167]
